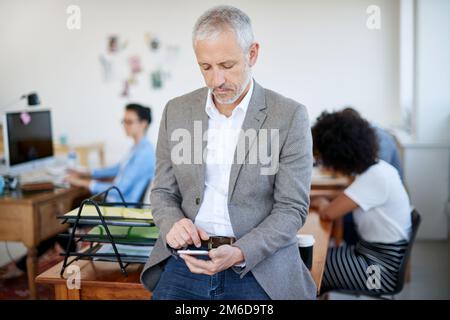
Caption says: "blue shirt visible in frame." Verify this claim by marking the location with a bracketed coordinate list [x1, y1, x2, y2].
[89, 138, 155, 203]
[373, 125, 403, 180]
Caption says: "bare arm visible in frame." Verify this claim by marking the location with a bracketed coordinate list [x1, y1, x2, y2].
[311, 193, 358, 221]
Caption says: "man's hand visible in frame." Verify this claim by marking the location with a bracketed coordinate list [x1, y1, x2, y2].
[181, 245, 244, 276]
[166, 218, 209, 249]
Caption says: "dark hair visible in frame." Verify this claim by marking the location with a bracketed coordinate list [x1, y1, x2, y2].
[341, 106, 360, 117]
[125, 103, 152, 126]
[311, 110, 379, 176]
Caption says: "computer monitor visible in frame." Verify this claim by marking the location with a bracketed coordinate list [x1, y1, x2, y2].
[2, 109, 54, 174]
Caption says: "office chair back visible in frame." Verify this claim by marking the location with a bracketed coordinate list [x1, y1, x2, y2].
[390, 209, 421, 295]
[136, 180, 152, 208]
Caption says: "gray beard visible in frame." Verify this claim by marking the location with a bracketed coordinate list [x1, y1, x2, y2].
[212, 70, 252, 105]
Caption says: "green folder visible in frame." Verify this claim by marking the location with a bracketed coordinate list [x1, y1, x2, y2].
[88, 225, 159, 244]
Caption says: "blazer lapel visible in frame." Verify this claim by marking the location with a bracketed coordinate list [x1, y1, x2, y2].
[228, 81, 267, 202]
[190, 88, 209, 198]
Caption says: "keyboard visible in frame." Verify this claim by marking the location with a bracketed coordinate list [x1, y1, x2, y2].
[19, 167, 68, 187]
[20, 170, 53, 183]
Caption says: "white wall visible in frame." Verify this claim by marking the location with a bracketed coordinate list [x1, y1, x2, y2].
[399, 0, 415, 132]
[401, 144, 450, 239]
[396, 0, 450, 239]
[414, 0, 450, 143]
[0, 0, 401, 164]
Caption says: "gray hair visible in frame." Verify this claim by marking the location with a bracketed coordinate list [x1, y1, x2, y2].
[192, 5, 255, 53]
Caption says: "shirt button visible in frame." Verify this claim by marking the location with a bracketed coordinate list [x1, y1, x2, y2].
[195, 197, 200, 205]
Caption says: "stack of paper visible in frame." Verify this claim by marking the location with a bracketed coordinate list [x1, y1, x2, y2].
[64, 205, 152, 219]
[88, 225, 159, 243]
[94, 244, 153, 262]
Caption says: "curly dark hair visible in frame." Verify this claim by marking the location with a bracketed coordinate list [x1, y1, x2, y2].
[311, 110, 379, 176]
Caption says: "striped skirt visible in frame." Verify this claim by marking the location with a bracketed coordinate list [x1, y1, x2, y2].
[321, 239, 409, 295]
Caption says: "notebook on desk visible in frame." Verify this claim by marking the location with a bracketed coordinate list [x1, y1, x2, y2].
[64, 205, 153, 220]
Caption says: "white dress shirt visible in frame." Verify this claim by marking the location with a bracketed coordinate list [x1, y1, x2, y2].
[194, 80, 254, 237]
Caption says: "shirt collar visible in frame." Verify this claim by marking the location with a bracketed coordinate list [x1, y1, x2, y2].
[205, 78, 254, 119]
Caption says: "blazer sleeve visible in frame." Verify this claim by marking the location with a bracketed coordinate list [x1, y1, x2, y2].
[232, 104, 313, 277]
[150, 102, 186, 247]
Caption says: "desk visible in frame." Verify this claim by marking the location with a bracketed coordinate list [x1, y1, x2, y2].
[310, 189, 343, 199]
[298, 211, 332, 293]
[36, 210, 332, 300]
[0, 187, 89, 299]
[311, 167, 350, 190]
[36, 260, 150, 300]
[311, 167, 350, 246]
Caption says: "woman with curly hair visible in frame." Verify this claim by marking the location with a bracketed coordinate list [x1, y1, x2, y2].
[311, 110, 412, 295]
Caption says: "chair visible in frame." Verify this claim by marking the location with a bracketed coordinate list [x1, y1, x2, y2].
[330, 209, 421, 299]
[136, 180, 153, 208]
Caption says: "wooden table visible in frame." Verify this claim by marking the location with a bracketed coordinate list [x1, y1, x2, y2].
[37, 259, 150, 300]
[298, 211, 332, 293]
[311, 167, 350, 246]
[36, 210, 332, 300]
[0, 187, 89, 299]
[311, 167, 350, 191]
[310, 189, 343, 199]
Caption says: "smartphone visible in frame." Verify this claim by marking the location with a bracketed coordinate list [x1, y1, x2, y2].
[177, 249, 210, 256]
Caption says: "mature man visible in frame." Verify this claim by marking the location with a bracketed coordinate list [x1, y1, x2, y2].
[141, 5, 316, 300]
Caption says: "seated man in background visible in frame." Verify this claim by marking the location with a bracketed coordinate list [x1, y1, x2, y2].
[66, 103, 155, 203]
[310, 110, 412, 295]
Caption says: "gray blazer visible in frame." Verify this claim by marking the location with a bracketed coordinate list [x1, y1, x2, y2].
[141, 81, 316, 300]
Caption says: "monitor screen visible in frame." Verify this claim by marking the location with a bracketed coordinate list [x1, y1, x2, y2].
[5, 110, 54, 167]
